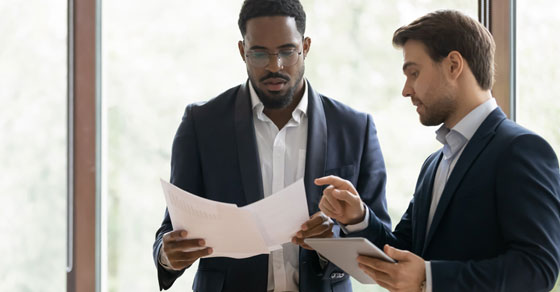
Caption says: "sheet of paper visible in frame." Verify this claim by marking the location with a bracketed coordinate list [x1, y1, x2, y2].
[242, 179, 309, 251]
[161, 179, 268, 259]
[160, 178, 310, 259]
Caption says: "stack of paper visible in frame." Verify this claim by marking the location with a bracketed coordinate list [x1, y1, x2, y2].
[160, 178, 309, 259]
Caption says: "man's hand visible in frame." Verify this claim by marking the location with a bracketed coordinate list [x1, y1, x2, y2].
[314, 175, 365, 225]
[357, 245, 426, 292]
[292, 211, 334, 250]
[160, 230, 213, 271]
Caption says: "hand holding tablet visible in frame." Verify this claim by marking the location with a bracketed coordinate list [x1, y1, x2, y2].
[304, 237, 396, 284]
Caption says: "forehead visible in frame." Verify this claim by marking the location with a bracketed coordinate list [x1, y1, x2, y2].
[244, 16, 302, 48]
[402, 40, 432, 67]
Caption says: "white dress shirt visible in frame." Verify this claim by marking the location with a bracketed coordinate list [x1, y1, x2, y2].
[424, 98, 497, 292]
[249, 81, 309, 292]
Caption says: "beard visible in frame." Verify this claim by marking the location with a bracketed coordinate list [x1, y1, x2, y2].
[419, 83, 456, 126]
[249, 65, 305, 109]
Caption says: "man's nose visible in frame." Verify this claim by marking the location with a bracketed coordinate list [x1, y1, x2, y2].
[265, 55, 283, 72]
[402, 82, 414, 98]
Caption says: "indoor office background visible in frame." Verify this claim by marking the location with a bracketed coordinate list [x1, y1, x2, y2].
[1, 0, 558, 291]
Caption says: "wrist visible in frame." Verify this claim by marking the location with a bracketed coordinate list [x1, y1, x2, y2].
[344, 206, 366, 225]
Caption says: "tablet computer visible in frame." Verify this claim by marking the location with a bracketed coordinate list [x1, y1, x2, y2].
[304, 237, 396, 284]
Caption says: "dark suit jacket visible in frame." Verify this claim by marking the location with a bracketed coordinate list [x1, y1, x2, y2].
[350, 108, 560, 291]
[153, 81, 391, 292]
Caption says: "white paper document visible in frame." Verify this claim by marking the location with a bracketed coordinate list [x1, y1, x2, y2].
[160, 178, 309, 259]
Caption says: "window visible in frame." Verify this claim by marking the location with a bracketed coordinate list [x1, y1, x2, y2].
[102, 1, 476, 291]
[516, 0, 560, 157]
[0, 1, 67, 291]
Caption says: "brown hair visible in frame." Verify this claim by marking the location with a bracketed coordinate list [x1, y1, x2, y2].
[393, 10, 495, 90]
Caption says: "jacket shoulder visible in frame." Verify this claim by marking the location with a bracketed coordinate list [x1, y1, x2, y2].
[186, 84, 242, 115]
[318, 93, 370, 125]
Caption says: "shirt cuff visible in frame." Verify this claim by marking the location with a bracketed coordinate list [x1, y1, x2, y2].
[158, 242, 176, 271]
[340, 205, 370, 234]
[425, 261, 432, 292]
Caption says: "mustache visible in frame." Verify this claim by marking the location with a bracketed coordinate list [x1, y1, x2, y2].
[259, 72, 290, 82]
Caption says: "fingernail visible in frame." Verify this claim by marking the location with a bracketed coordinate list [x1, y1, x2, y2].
[180, 231, 187, 237]
[199, 239, 205, 246]
[207, 248, 213, 254]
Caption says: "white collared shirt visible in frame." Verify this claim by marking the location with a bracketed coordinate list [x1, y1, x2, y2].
[424, 97, 498, 292]
[249, 81, 309, 292]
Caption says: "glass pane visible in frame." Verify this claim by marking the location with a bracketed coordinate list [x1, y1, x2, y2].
[102, 1, 475, 291]
[0, 1, 67, 292]
[517, 1, 560, 157]
[517, 3, 560, 291]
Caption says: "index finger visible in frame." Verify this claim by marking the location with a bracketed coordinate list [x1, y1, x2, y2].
[163, 230, 187, 241]
[314, 176, 357, 194]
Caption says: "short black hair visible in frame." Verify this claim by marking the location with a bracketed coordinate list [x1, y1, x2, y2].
[238, 0, 306, 38]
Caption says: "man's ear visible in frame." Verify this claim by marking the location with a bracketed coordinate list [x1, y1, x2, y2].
[303, 37, 311, 59]
[238, 40, 246, 62]
[446, 50, 464, 81]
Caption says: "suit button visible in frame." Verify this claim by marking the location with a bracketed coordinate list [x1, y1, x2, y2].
[330, 272, 345, 279]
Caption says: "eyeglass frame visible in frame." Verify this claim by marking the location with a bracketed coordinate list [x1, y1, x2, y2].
[243, 44, 304, 68]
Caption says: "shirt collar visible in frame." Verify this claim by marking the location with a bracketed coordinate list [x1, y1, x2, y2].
[435, 98, 497, 159]
[248, 80, 308, 124]
[452, 98, 498, 141]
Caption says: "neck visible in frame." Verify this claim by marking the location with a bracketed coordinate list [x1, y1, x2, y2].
[264, 80, 305, 130]
[444, 87, 492, 129]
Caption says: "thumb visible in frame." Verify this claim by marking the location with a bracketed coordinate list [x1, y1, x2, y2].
[384, 244, 408, 261]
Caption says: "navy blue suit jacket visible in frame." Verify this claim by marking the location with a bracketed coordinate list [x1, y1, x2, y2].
[153, 81, 391, 292]
[350, 108, 560, 291]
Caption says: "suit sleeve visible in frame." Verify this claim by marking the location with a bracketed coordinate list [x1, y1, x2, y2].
[430, 134, 560, 292]
[153, 104, 205, 290]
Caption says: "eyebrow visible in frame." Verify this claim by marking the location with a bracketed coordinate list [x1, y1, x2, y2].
[248, 43, 297, 51]
[402, 62, 418, 72]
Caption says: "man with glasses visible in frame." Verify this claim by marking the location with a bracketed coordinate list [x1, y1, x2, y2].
[152, 0, 390, 291]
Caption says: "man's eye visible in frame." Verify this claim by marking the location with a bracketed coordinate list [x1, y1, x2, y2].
[251, 52, 268, 59]
[279, 50, 295, 57]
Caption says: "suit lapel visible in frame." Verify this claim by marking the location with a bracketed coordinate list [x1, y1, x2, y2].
[413, 152, 441, 255]
[422, 108, 506, 252]
[234, 82, 265, 205]
[304, 82, 327, 215]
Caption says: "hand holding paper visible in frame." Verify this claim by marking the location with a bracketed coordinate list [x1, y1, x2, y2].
[160, 178, 310, 259]
[291, 211, 334, 250]
[160, 230, 212, 271]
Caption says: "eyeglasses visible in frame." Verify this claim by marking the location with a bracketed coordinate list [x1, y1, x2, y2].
[245, 49, 302, 68]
